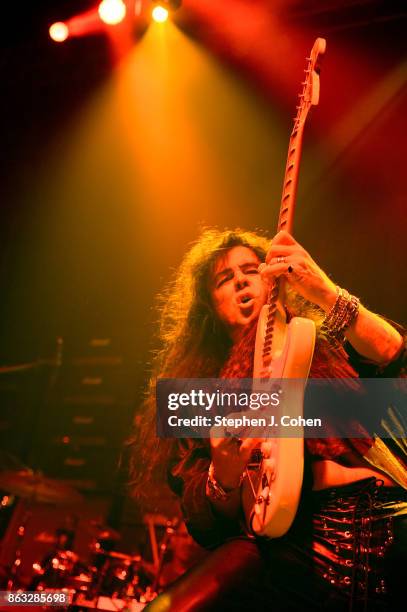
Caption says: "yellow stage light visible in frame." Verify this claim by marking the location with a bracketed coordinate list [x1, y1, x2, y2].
[152, 6, 169, 23]
[49, 22, 69, 42]
[98, 0, 127, 25]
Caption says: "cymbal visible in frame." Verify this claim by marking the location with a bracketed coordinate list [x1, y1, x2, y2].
[143, 513, 176, 527]
[87, 521, 121, 541]
[92, 548, 141, 562]
[34, 531, 58, 544]
[0, 470, 83, 504]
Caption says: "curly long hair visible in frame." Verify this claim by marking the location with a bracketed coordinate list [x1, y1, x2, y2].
[127, 228, 327, 500]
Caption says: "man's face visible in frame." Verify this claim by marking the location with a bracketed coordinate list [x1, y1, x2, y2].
[209, 246, 268, 342]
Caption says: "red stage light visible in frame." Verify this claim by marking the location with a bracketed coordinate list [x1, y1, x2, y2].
[49, 22, 69, 42]
[98, 0, 127, 25]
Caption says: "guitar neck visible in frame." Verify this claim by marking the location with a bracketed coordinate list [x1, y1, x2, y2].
[277, 123, 305, 234]
[261, 36, 326, 365]
[268, 124, 305, 309]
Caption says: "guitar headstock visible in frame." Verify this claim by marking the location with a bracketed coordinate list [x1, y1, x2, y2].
[294, 37, 326, 130]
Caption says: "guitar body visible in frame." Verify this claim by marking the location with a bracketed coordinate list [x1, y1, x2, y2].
[253, 304, 316, 380]
[242, 305, 316, 537]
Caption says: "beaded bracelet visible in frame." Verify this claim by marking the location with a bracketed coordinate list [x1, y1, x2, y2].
[322, 286, 360, 343]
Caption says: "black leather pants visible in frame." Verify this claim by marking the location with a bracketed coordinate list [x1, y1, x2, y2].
[144, 480, 407, 612]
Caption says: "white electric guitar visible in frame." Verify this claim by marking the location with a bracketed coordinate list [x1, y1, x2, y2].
[242, 38, 326, 538]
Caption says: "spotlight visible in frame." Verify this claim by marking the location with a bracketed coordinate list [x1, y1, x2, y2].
[49, 21, 69, 42]
[152, 6, 169, 23]
[151, 1, 182, 23]
[98, 0, 127, 25]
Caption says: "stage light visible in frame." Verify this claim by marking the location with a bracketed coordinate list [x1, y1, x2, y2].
[98, 0, 127, 25]
[151, 1, 182, 23]
[49, 21, 69, 42]
[152, 5, 169, 23]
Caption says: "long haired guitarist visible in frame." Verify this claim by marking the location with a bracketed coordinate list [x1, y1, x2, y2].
[129, 41, 407, 611]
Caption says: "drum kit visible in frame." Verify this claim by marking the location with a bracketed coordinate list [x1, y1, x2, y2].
[29, 535, 153, 609]
[0, 464, 181, 610]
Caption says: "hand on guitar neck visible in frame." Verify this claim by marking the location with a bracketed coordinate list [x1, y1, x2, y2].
[259, 230, 403, 364]
[259, 230, 337, 313]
